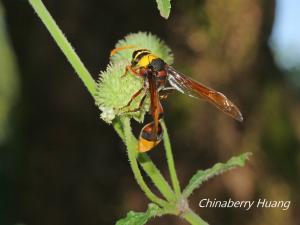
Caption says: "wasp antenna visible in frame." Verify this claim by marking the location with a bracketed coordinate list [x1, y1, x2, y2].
[110, 45, 138, 57]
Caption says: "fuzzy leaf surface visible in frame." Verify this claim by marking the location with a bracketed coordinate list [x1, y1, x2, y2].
[183, 153, 251, 198]
[116, 203, 161, 225]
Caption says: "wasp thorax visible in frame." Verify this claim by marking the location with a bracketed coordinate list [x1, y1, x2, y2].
[148, 58, 166, 72]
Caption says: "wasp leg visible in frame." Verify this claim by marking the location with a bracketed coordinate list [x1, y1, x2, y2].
[124, 94, 147, 113]
[121, 65, 140, 78]
[159, 87, 176, 100]
[158, 101, 164, 119]
[120, 87, 144, 111]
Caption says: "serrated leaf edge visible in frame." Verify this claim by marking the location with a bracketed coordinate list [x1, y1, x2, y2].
[182, 153, 252, 198]
[115, 203, 162, 225]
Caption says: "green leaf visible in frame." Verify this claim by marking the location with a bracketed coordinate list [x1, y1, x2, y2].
[183, 153, 252, 198]
[156, 0, 171, 19]
[116, 203, 162, 225]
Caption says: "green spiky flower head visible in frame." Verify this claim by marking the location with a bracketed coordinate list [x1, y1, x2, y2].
[110, 32, 174, 65]
[95, 32, 174, 123]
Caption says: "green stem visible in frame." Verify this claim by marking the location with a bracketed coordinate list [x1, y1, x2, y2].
[116, 119, 175, 202]
[138, 153, 175, 201]
[112, 118, 125, 141]
[161, 120, 181, 197]
[182, 210, 209, 225]
[28, 0, 96, 96]
[121, 117, 167, 206]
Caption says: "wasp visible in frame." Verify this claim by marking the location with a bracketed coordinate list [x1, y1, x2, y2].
[111, 47, 243, 152]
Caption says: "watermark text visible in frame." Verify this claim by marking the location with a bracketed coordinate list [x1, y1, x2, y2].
[199, 198, 290, 211]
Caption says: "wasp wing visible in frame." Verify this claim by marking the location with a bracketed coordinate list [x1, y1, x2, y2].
[148, 72, 164, 137]
[166, 66, 243, 122]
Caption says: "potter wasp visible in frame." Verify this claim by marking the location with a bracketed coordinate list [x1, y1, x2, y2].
[111, 47, 243, 152]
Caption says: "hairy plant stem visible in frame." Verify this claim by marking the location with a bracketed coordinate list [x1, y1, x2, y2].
[115, 118, 175, 202]
[182, 210, 209, 225]
[138, 153, 175, 201]
[161, 120, 181, 198]
[121, 117, 167, 206]
[28, 0, 96, 96]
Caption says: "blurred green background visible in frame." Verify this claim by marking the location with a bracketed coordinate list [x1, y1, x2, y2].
[0, 0, 299, 225]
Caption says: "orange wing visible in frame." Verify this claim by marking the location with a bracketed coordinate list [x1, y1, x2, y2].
[166, 66, 243, 122]
[148, 72, 163, 134]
